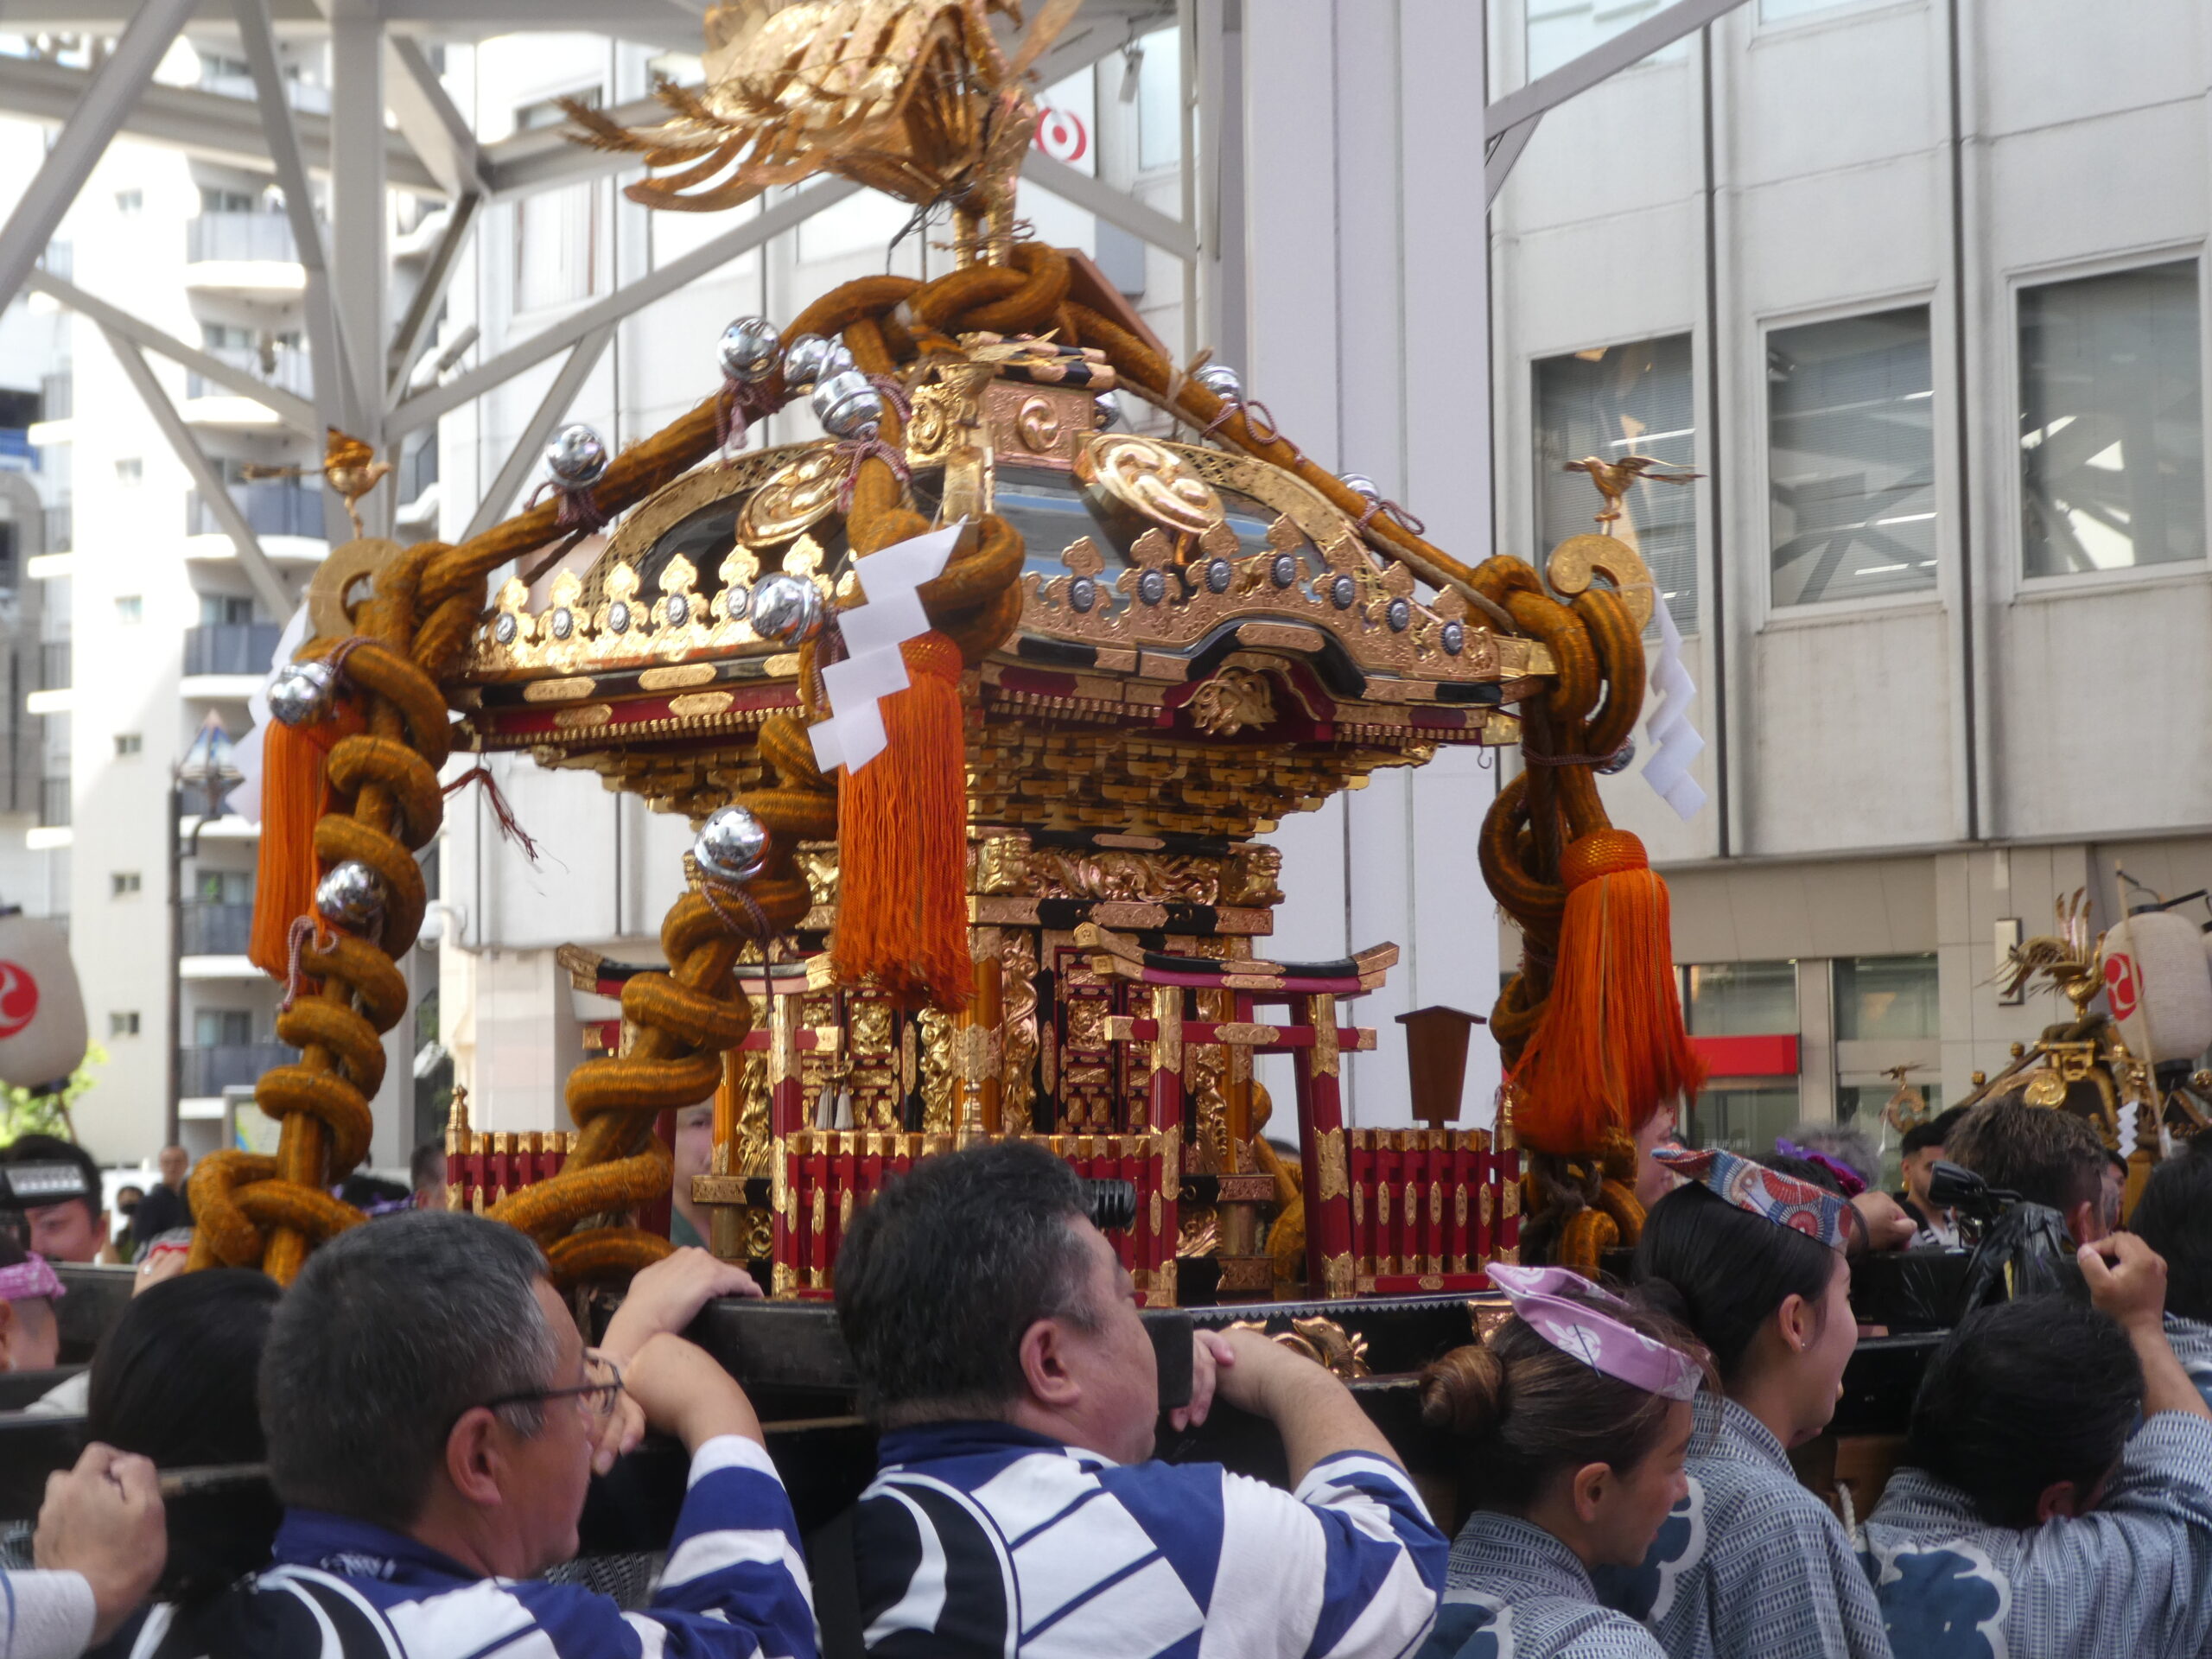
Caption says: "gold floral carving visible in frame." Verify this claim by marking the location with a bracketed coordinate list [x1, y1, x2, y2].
[1317, 1126, 1348, 1202]
[918, 1009, 957, 1134]
[1189, 666, 1277, 736]
[1028, 848, 1221, 905]
[739, 443, 847, 548]
[1077, 432, 1224, 537]
[999, 931, 1039, 1133]
[1311, 996, 1341, 1077]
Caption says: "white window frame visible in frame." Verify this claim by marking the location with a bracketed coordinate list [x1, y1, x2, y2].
[2005, 241, 2212, 606]
[1752, 286, 1954, 627]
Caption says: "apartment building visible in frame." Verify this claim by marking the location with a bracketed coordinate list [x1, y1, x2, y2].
[0, 33, 437, 1164]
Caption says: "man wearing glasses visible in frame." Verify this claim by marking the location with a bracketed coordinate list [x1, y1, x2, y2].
[152, 1213, 810, 1659]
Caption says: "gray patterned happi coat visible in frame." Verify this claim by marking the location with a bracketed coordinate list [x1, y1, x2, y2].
[1860, 1412, 2212, 1659]
[1589, 1393, 1891, 1659]
[1426, 1511, 1666, 1658]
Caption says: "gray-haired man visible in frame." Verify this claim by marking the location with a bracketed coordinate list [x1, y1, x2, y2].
[129, 1214, 814, 1659]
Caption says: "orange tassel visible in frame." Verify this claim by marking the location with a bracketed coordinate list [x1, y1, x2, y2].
[1510, 829, 1707, 1157]
[247, 702, 365, 982]
[833, 632, 971, 1011]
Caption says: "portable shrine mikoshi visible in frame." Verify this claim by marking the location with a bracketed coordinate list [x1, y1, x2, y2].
[184, 0, 1706, 1301]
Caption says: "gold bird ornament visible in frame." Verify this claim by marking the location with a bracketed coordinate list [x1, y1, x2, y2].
[561, 0, 1080, 252]
[239, 428, 392, 537]
[1564, 454, 1702, 530]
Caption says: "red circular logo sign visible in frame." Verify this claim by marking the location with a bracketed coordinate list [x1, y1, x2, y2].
[0, 962, 39, 1039]
[2105, 952, 2139, 1022]
[1033, 105, 1089, 164]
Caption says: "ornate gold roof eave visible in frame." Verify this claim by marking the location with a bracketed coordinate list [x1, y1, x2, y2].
[453, 429, 1559, 697]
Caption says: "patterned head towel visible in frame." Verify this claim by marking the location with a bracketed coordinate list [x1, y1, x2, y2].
[0, 1251, 64, 1303]
[1653, 1145, 1853, 1250]
[1488, 1262, 1704, 1402]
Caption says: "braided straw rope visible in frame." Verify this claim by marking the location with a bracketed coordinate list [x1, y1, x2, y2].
[200, 242, 1640, 1285]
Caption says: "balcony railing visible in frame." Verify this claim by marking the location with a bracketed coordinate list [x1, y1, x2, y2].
[397, 434, 439, 505]
[39, 372, 69, 421]
[185, 213, 297, 265]
[42, 505, 69, 554]
[183, 622, 282, 678]
[187, 480, 323, 539]
[195, 73, 330, 115]
[186, 345, 314, 403]
[181, 900, 254, 957]
[178, 1042, 296, 1097]
[0, 430, 32, 474]
[38, 778, 67, 829]
[39, 641, 68, 691]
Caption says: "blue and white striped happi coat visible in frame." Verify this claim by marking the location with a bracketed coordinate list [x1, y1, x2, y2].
[111, 1434, 816, 1659]
[852, 1421, 1447, 1657]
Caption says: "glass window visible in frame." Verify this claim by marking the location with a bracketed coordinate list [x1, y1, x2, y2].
[1685, 960, 1799, 1035]
[114, 595, 141, 624]
[514, 94, 601, 309]
[108, 1011, 139, 1038]
[1135, 25, 1181, 172]
[2019, 260, 2204, 578]
[1685, 1084, 1802, 1156]
[194, 1008, 251, 1047]
[1834, 953, 1939, 1041]
[1526, 0, 1688, 80]
[1767, 306, 1937, 606]
[1535, 335, 1699, 632]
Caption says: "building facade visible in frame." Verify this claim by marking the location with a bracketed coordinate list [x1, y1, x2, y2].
[1488, 0, 2212, 1166]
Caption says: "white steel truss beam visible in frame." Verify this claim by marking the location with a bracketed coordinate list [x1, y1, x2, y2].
[103, 329, 298, 620]
[27, 270, 319, 432]
[0, 53, 445, 198]
[462, 327, 614, 542]
[390, 176, 862, 440]
[1485, 0, 1749, 140]
[1021, 149, 1196, 261]
[388, 191, 481, 398]
[234, 0, 363, 443]
[0, 0, 198, 314]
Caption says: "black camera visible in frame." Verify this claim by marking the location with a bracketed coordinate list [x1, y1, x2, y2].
[1924, 1159, 2018, 1231]
[1083, 1178, 1138, 1233]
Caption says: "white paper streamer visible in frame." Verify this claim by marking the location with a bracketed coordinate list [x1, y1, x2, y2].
[222, 603, 313, 826]
[808, 521, 965, 774]
[1639, 598, 1708, 821]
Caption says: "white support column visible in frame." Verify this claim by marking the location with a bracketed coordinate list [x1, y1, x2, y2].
[1245, 0, 1500, 1128]
[329, 10, 390, 535]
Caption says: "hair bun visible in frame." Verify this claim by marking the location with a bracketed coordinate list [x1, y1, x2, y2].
[1420, 1343, 1509, 1435]
[1631, 1275, 1694, 1328]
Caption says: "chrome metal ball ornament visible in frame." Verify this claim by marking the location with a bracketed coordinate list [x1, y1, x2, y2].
[1339, 472, 1382, 503]
[750, 571, 823, 645]
[782, 334, 853, 390]
[812, 370, 884, 439]
[315, 861, 386, 931]
[1095, 394, 1122, 430]
[693, 805, 770, 885]
[1193, 362, 1242, 401]
[267, 659, 335, 728]
[1599, 741, 1637, 776]
[718, 316, 780, 384]
[543, 423, 609, 489]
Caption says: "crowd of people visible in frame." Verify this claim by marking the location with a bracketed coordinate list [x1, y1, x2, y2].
[0, 1097, 2204, 1658]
